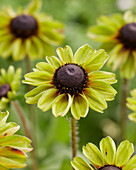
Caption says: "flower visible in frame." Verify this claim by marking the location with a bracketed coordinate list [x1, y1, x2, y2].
[0, 110, 32, 169]
[127, 89, 136, 122]
[0, 0, 64, 61]
[23, 44, 117, 119]
[0, 65, 22, 109]
[87, 11, 136, 79]
[71, 136, 136, 170]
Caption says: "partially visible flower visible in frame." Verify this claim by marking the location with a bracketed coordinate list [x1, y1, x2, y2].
[0, 65, 22, 109]
[127, 89, 136, 122]
[0, 110, 32, 169]
[87, 11, 136, 79]
[71, 136, 136, 170]
[0, 0, 64, 60]
[23, 44, 117, 120]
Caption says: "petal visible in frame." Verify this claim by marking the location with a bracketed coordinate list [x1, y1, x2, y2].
[38, 88, 58, 112]
[52, 94, 72, 117]
[36, 62, 55, 74]
[127, 98, 136, 112]
[88, 71, 117, 85]
[123, 155, 136, 170]
[130, 89, 136, 98]
[25, 84, 53, 104]
[83, 143, 105, 169]
[46, 56, 61, 69]
[71, 157, 93, 170]
[89, 81, 117, 101]
[115, 140, 134, 167]
[56, 45, 73, 64]
[100, 136, 116, 165]
[74, 44, 95, 65]
[71, 94, 89, 120]
[0, 111, 9, 126]
[128, 113, 136, 123]
[83, 87, 107, 113]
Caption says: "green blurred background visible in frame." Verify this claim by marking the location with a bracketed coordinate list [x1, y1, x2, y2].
[0, 0, 136, 169]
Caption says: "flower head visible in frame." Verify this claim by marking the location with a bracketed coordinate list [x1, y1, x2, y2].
[71, 136, 136, 170]
[0, 110, 32, 169]
[23, 44, 117, 119]
[88, 11, 136, 79]
[0, 65, 22, 109]
[127, 89, 136, 122]
[0, 0, 64, 60]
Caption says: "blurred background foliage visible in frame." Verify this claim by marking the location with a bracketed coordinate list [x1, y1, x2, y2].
[0, 0, 136, 169]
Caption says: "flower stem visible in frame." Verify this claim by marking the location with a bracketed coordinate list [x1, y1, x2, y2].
[71, 116, 77, 167]
[120, 78, 128, 140]
[12, 101, 38, 170]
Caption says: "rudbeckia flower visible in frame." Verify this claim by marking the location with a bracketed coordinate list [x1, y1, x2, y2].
[71, 136, 136, 170]
[127, 89, 136, 122]
[0, 65, 21, 109]
[0, 0, 64, 60]
[23, 44, 117, 119]
[88, 11, 136, 79]
[0, 110, 32, 169]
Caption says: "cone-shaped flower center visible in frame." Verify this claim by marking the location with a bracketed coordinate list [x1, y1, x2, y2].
[0, 84, 11, 99]
[53, 64, 88, 95]
[99, 165, 121, 170]
[10, 14, 38, 38]
[118, 23, 136, 49]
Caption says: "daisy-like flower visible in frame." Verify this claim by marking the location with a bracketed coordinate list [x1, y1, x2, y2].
[23, 44, 117, 119]
[0, 110, 32, 169]
[0, 0, 64, 60]
[0, 65, 21, 109]
[127, 89, 136, 122]
[71, 136, 136, 170]
[87, 11, 136, 79]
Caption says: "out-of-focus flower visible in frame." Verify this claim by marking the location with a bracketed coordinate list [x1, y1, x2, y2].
[71, 136, 136, 170]
[0, 0, 64, 60]
[88, 11, 136, 79]
[0, 110, 32, 169]
[23, 44, 117, 119]
[0, 65, 21, 109]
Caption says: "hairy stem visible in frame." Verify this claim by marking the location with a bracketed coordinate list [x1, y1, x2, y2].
[120, 78, 128, 140]
[12, 101, 38, 170]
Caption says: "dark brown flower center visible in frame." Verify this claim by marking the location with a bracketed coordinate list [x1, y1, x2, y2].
[53, 64, 88, 95]
[10, 14, 38, 38]
[0, 84, 11, 99]
[99, 165, 121, 170]
[118, 23, 136, 49]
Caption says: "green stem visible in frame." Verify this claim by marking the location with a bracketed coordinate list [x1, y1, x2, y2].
[120, 78, 128, 140]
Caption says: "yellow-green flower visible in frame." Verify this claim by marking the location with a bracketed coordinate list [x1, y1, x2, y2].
[0, 0, 64, 61]
[71, 136, 136, 170]
[0, 65, 22, 109]
[23, 44, 117, 120]
[127, 89, 136, 122]
[88, 11, 136, 79]
[0, 110, 32, 169]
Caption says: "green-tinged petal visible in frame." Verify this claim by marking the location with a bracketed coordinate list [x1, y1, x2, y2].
[56, 45, 73, 64]
[0, 146, 27, 168]
[0, 111, 9, 126]
[127, 98, 136, 111]
[36, 62, 55, 74]
[83, 87, 107, 113]
[71, 94, 89, 120]
[0, 40, 12, 58]
[46, 56, 61, 69]
[83, 143, 105, 169]
[128, 113, 136, 123]
[38, 88, 58, 112]
[52, 94, 72, 117]
[23, 71, 52, 86]
[0, 98, 9, 110]
[71, 157, 93, 170]
[100, 136, 116, 165]
[27, 0, 42, 14]
[89, 81, 117, 101]
[74, 44, 95, 65]
[25, 84, 53, 104]
[0, 164, 8, 170]
[1, 68, 7, 81]
[7, 91, 17, 100]
[89, 71, 117, 85]
[115, 140, 134, 167]
[130, 89, 136, 98]
[124, 11, 136, 23]
[0, 135, 32, 153]
[7, 66, 14, 83]
[123, 155, 136, 170]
